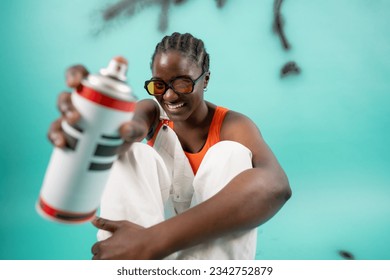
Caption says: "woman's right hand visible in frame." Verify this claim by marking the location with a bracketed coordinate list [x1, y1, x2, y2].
[47, 65, 89, 148]
[47, 64, 152, 153]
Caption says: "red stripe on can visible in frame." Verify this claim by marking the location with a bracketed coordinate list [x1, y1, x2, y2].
[38, 197, 96, 223]
[77, 86, 135, 112]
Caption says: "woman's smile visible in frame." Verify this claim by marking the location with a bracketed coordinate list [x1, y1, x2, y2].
[165, 101, 185, 111]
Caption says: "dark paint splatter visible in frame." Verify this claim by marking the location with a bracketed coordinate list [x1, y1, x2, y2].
[280, 61, 300, 77]
[338, 250, 355, 260]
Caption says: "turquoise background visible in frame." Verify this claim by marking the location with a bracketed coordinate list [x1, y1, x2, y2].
[1, 0, 389, 260]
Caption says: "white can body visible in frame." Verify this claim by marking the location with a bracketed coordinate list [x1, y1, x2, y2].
[37, 66, 136, 223]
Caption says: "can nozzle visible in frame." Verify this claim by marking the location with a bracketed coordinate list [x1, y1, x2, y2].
[100, 56, 128, 82]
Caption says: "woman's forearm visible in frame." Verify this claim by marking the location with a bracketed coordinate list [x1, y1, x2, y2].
[147, 167, 291, 259]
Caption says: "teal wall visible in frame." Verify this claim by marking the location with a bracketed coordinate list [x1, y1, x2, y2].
[1, 0, 389, 260]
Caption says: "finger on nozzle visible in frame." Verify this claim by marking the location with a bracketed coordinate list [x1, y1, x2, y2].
[66, 65, 89, 88]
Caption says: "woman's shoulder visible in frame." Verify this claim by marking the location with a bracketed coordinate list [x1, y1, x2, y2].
[220, 109, 262, 141]
[205, 101, 260, 134]
[224, 109, 253, 125]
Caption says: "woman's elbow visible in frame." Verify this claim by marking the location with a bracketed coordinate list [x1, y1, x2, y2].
[277, 175, 292, 202]
[283, 181, 292, 201]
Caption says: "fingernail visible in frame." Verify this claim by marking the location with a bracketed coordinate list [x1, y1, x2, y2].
[123, 126, 135, 140]
[66, 111, 75, 119]
[50, 133, 62, 146]
[66, 75, 76, 87]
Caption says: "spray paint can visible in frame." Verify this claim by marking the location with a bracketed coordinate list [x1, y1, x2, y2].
[37, 56, 137, 224]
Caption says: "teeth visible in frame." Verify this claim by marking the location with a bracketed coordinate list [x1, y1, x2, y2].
[166, 103, 184, 109]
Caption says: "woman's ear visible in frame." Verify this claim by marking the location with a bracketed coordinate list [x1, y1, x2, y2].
[204, 71, 210, 89]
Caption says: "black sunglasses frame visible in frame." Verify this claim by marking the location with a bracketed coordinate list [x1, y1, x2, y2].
[144, 71, 207, 96]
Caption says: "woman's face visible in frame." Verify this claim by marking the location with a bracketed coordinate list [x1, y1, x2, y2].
[151, 50, 209, 122]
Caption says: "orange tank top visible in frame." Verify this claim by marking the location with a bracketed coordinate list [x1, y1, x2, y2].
[147, 106, 229, 174]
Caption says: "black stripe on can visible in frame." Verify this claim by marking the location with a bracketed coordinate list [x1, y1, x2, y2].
[72, 123, 84, 133]
[94, 144, 120, 157]
[89, 162, 114, 171]
[101, 134, 121, 140]
[55, 212, 95, 222]
[64, 131, 79, 150]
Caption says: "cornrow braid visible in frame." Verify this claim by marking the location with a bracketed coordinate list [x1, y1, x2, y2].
[151, 32, 210, 73]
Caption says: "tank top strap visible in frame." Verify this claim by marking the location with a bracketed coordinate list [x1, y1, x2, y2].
[207, 106, 229, 145]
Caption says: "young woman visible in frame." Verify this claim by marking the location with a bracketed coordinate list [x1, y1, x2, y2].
[49, 32, 291, 259]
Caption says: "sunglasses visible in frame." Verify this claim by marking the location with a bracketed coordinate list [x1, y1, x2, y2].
[144, 71, 207, 96]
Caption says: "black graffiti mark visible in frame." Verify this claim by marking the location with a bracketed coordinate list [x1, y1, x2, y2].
[97, 1, 300, 78]
[273, 0, 290, 50]
[99, 0, 227, 33]
[216, 0, 227, 8]
[159, 0, 170, 32]
[273, 0, 301, 78]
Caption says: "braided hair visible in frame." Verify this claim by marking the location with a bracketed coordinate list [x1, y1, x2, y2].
[151, 32, 210, 73]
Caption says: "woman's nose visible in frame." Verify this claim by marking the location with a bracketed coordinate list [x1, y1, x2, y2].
[163, 87, 179, 102]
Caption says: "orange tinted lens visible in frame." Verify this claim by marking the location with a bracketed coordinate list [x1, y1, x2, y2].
[172, 78, 193, 93]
